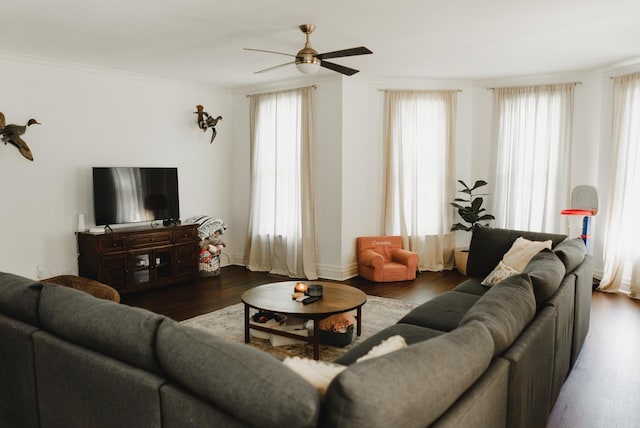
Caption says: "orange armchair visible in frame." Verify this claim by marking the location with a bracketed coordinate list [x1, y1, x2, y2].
[357, 236, 419, 282]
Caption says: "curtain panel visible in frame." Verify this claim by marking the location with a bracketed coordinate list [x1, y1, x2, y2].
[383, 90, 457, 271]
[599, 72, 640, 298]
[492, 84, 575, 233]
[244, 87, 318, 279]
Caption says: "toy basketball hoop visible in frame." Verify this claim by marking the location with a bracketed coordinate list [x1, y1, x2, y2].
[561, 185, 598, 253]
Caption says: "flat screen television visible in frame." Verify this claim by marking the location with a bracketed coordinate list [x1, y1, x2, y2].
[92, 167, 180, 226]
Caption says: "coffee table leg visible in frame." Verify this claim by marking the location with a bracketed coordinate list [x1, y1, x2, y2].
[357, 306, 362, 336]
[313, 319, 320, 360]
[244, 304, 250, 343]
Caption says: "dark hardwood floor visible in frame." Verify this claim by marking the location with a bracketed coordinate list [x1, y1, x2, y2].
[547, 291, 640, 428]
[121, 266, 640, 428]
[121, 265, 462, 321]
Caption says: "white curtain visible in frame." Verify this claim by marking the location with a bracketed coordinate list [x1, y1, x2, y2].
[244, 87, 318, 279]
[384, 90, 456, 271]
[492, 84, 574, 233]
[599, 72, 640, 299]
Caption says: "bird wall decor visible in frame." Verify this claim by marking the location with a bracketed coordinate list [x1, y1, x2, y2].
[195, 105, 222, 143]
[0, 112, 40, 161]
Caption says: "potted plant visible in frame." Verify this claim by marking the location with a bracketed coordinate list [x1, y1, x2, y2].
[450, 180, 495, 275]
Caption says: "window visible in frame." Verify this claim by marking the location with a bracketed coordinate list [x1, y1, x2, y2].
[384, 90, 456, 271]
[245, 87, 317, 279]
[492, 84, 575, 233]
[250, 91, 302, 237]
[600, 72, 640, 297]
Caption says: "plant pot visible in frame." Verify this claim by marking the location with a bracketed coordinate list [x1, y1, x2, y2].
[454, 247, 469, 276]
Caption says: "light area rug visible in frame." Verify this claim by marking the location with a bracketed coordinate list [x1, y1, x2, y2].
[180, 295, 418, 362]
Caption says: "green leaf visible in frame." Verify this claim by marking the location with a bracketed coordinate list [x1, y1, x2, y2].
[477, 214, 496, 221]
[470, 180, 488, 191]
[450, 223, 473, 232]
[457, 180, 471, 191]
[471, 197, 484, 210]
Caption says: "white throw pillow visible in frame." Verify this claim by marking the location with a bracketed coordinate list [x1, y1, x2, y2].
[356, 335, 407, 363]
[481, 260, 520, 286]
[481, 237, 552, 286]
[282, 357, 346, 395]
[502, 237, 552, 272]
[282, 335, 408, 394]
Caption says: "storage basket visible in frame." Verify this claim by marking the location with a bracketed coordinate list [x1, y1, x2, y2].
[199, 254, 220, 277]
[319, 324, 354, 347]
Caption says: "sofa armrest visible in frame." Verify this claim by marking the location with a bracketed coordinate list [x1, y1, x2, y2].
[360, 249, 384, 269]
[392, 249, 418, 269]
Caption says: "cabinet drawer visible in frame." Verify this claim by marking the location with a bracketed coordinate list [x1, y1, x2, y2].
[98, 237, 126, 252]
[127, 231, 172, 248]
[174, 227, 198, 243]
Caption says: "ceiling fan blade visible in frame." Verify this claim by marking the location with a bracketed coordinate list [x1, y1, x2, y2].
[254, 61, 295, 74]
[316, 46, 372, 60]
[320, 60, 359, 76]
[244, 48, 296, 58]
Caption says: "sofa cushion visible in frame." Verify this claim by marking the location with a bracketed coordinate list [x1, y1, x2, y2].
[431, 359, 509, 428]
[501, 306, 556, 428]
[161, 383, 250, 428]
[38, 284, 165, 374]
[571, 255, 593, 365]
[156, 319, 320, 428]
[321, 320, 494, 428]
[398, 291, 481, 331]
[453, 278, 490, 296]
[0, 314, 39, 428]
[0, 272, 42, 325]
[335, 323, 444, 365]
[460, 273, 536, 357]
[553, 238, 586, 273]
[33, 331, 164, 428]
[466, 226, 567, 277]
[523, 249, 566, 308]
[546, 275, 576, 406]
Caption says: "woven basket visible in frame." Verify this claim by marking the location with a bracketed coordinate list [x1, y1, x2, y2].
[199, 254, 220, 277]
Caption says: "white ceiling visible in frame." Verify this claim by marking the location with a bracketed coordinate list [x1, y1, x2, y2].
[1, 0, 639, 89]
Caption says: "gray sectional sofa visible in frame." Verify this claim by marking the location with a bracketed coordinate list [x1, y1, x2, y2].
[0, 226, 591, 428]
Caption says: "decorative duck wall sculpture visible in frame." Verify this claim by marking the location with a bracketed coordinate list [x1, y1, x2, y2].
[195, 105, 222, 143]
[0, 112, 40, 161]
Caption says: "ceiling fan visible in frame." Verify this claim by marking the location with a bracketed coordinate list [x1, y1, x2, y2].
[244, 24, 373, 76]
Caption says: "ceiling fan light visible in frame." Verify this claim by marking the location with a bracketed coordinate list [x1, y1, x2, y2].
[295, 60, 320, 74]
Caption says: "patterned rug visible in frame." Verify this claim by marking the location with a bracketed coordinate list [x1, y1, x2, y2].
[180, 295, 418, 361]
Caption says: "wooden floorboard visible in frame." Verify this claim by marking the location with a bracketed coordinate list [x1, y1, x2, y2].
[121, 265, 640, 428]
[547, 291, 640, 428]
[121, 265, 463, 321]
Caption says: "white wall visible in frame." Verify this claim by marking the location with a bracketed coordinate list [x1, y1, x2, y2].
[0, 55, 232, 279]
[312, 78, 344, 278]
[340, 81, 385, 276]
[229, 90, 251, 265]
[7, 52, 634, 282]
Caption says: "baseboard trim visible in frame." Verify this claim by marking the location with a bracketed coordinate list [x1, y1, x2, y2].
[228, 254, 359, 281]
[316, 262, 359, 281]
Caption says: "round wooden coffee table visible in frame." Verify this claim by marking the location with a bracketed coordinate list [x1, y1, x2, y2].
[241, 281, 367, 360]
